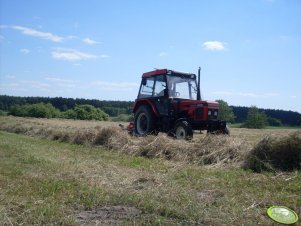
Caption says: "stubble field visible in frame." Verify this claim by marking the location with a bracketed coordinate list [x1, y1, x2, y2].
[0, 116, 300, 225]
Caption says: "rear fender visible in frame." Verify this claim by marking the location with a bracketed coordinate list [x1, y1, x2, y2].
[174, 118, 189, 125]
[133, 99, 159, 117]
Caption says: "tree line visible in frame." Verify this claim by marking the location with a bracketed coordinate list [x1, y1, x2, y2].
[7, 103, 108, 121]
[0, 95, 132, 117]
[231, 105, 301, 126]
[0, 95, 300, 126]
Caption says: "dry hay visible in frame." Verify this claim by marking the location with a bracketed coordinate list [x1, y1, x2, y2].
[244, 131, 301, 172]
[107, 130, 248, 167]
[3, 116, 300, 170]
[0, 116, 249, 167]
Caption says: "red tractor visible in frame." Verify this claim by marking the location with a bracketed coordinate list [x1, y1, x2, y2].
[129, 68, 229, 139]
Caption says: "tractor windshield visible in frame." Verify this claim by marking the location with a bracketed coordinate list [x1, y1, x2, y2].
[167, 75, 198, 100]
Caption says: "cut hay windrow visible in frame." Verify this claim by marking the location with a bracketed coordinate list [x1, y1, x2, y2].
[1, 116, 300, 171]
[244, 131, 301, 172]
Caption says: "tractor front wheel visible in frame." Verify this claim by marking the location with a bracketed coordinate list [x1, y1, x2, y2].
[173, 121, 193, 140]
[134, 105, 156, 136]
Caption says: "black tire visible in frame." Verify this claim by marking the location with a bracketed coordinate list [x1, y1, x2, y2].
[173, 121, 193, 140]
[134, 105, 156, 136]
[207, 125, 230, 135]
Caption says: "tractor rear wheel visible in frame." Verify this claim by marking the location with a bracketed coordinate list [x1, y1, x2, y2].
[134, 105, 156, 136]
[173, 121, 193, 140]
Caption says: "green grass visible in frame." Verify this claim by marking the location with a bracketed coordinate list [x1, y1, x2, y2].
[230, 123, 301, 129]
[265, 125, 301, 129]
[0, 131, 300, 225]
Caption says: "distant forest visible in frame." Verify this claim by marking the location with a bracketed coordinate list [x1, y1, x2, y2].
[231, 106, 301, 126]
[0, 95, 301, 126]
[0, 95, 132, 117]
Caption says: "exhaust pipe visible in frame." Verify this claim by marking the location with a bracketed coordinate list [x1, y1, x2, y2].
[197, 67, 201, 100]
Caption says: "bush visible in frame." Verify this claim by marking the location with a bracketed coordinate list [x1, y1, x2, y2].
[0, 110, 7, 116]
[111, 114, 134, 122]
[62, 105, 108, 121]
[244, 131, 301, 172]
[241, 106, 268, 129]
[61, 109, 77, 119]
[267, 117, 282, 127]
[9, 103, 59, 118]
[216, 100, 235, 123]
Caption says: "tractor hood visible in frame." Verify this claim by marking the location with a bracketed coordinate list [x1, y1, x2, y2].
[171, 99, 219, 109]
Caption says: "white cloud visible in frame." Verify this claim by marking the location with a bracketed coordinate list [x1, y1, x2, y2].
[159, 52, 168, 57]
[92, 81, 139, 91]
[290, 95, 298, 99]
[21, 80, 50, 89]
[82, 37, 100, 45]
[211, 91, 233, 96]
[5, 74, 16, 79]
[51, 48, 97, 61]
[45, 77, 79, 83]
[12, 25, 63, 42]
[0, 83, 19, 88]
[0, 83, 27, 92]
[20, 48, 30, 54]
[202, 41, 226, 51]
[1, 80, 51, 92]
[211, 91, 279, 98]
[100, 54, 110, 58]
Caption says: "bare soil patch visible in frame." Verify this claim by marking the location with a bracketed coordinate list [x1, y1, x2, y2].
[75, 205, 142, 226]
[196, 189, 224, 205]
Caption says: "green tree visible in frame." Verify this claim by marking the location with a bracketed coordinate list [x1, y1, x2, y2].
[242, 106, 268, 129]
[73, 105, 108, 121]
[216, 100, 235, 123]
[0, 110, 7, 116]
[9, 103, 59, 118]
[267, 117, 282, 127]
[61, 109, 77, 119]
[111, 114, 134, 122]
[9, 104, 27, 117]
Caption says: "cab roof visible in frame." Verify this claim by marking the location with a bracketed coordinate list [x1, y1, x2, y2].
[142, 69, 196, 78]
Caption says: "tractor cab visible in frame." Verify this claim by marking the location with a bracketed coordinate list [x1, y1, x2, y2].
[138, 69, 197, 100]
[131, 68, 228, 139]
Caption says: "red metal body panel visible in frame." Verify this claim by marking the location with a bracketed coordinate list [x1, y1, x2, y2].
[169, 100, 219, 121]
[142, 69, 168, 78]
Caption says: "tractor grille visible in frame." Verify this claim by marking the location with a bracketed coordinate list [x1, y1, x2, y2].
[195, 108, 203, 119]
[208, 109, 218, 120]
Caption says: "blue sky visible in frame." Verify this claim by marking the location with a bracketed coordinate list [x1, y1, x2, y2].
[0, 0, 301, 112]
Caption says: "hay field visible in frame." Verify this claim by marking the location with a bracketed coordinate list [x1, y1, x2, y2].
[0, 116, 300, 167]
[0, 116, 300, 225]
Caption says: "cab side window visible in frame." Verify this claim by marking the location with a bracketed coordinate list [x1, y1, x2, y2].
[154, 75, 166, 97]
[139, 77, 155, 98]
